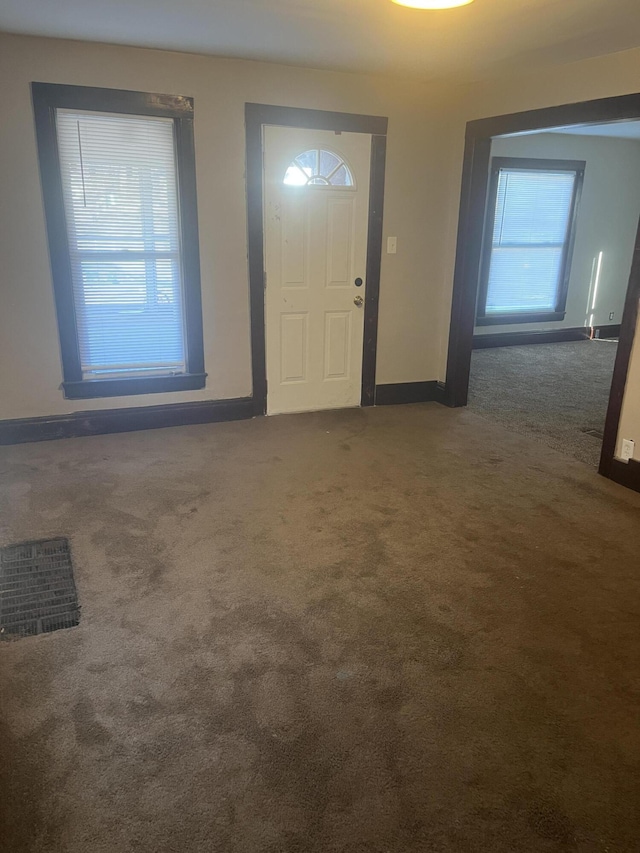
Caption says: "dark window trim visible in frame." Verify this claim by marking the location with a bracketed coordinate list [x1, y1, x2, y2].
[476, 156, 584, 325]
[31, 82, 206, 399]
[245, 103, 388, 415]
[63, 374, 208, 400]
[443, 90, 640, 493]
[476, 311, 567, 327]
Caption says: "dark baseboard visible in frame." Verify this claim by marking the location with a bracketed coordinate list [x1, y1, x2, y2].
[375, 381, 445, 406]
[473, 324, 621, 349]
[593, 324, 622, 339]
[473, 328, 586, 349]
[0, 397, 254, 445]
[604, 458, 640, 494]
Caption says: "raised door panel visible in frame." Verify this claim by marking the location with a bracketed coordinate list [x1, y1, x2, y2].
[324, 311, 352, 381]
[326, 198, 355, 289]
[281, 194, 309, 289]
[280, 313, 308, 384]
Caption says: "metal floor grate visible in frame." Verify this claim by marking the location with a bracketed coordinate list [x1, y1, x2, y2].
[0, 538, 80, 638]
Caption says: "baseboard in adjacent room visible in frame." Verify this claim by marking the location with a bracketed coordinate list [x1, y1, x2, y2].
[473, 324, 621, 349]
[375, 381, 445, 406]
[592, 324, 622, 339]
[0, 397, 255, 445]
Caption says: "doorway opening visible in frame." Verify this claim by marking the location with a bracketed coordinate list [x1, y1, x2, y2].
[446, 94, 640, 491]
[245, 104, 388, 417]
[468, 124, 640, 467]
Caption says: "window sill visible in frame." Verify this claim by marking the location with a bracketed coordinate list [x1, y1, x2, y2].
[476, 311, 566, 327]
[63, 373, 207, 400]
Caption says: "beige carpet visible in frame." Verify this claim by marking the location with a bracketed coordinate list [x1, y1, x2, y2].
[1, 403, 640, 852]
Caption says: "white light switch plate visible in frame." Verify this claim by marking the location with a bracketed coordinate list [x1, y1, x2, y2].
[387, 236, 397, 254]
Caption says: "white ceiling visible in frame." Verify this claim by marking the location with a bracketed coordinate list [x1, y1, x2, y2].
[2, 0, 640, 80]
[504, 120, 640, 141]
[548, 121, 640, 140]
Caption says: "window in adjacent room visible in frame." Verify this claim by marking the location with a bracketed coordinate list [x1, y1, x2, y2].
[476, 157, 585, 326]
[32, 83, 205, 398]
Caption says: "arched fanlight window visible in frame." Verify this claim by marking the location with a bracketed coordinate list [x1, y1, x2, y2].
[283, 149, 354, 187]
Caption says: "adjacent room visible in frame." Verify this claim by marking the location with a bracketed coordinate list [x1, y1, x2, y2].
[468, 122, 640, 467]
[1, 1, 640, 852]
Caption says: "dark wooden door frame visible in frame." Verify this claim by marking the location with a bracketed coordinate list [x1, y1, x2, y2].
[245, 103, 388, 416]
[600, 225, 640, 484]
[444, 92, 640, 488]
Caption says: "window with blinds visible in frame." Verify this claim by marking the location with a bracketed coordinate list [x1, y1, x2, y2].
[477, 158, 584, 324]
[56, 110, 186, 380]
[32, 83, 205, 400]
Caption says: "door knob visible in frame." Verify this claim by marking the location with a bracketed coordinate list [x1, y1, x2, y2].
[354, 295, 364, 307]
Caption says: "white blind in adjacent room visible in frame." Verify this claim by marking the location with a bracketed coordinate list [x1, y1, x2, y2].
[485, 168, 577, 315]
[56, 110, 186, 379]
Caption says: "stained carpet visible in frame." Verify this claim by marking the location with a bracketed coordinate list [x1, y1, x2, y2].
[469, 339, 618, 467]
[1, 405, 640, 852]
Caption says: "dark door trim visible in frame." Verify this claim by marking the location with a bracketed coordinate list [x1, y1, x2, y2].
[444, 92, 640, 487]
[600, 223, 640, 480]
[245, 103, 388, 415]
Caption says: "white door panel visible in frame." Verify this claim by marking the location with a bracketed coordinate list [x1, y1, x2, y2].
[280, 313, 308, 384]
[327, 198, 355, 287]
[324, 311, 352, 380]
[264, 126, 371, 415]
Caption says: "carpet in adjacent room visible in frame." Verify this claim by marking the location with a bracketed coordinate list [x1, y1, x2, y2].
[469, 338, 618, 467]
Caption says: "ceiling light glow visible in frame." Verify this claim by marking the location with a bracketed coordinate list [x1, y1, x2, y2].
[391, 0, 474, 8]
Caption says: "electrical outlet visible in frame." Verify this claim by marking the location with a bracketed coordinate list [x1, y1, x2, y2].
[609, 312, 615, 321]
[621, 438, 635, 462]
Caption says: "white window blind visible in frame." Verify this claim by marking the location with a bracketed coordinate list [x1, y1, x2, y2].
[485, 168, 577, 315]
[56, 110, 186, 379]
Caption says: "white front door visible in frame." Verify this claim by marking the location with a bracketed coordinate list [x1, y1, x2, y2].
[263, 126, 371, 415]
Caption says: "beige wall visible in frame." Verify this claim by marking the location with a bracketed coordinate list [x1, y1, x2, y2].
[0, 32, 463, 420]
[474, 132, 640, 336]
